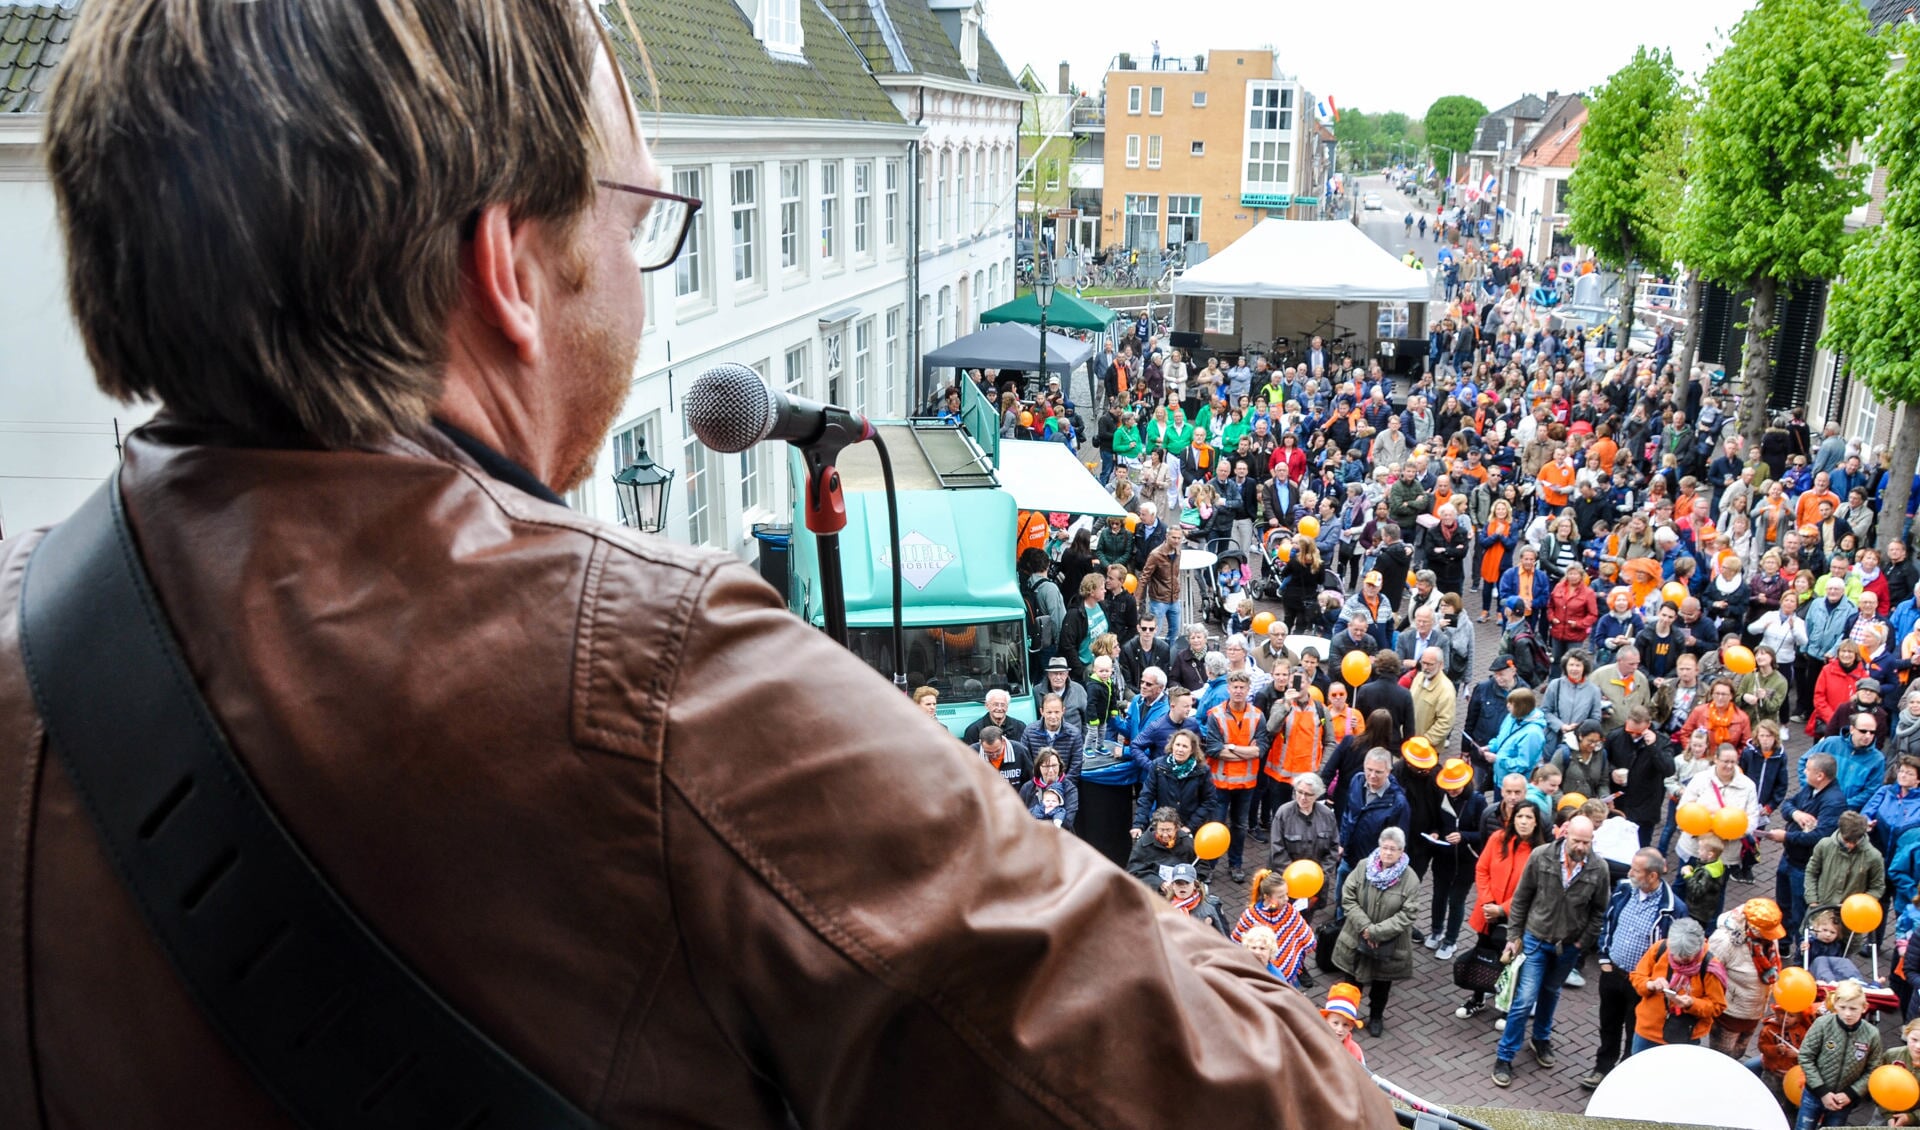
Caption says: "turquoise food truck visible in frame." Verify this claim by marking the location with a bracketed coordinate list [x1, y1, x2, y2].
[784, 403, 1123, 738]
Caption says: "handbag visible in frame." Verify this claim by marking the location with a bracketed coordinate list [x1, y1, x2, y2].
[1453, 947, 1504, 993]
[1316, 920, 1343, 974]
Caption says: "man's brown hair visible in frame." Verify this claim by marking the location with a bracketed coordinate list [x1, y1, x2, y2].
[47, 0, 613, 446]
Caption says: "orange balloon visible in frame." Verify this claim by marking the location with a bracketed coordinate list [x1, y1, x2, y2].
[1723, 645, 1757, 674]
[1711, 807, 1749, 841]
[1193, 821, 1231, 861]
[1019, 411, 1034, 428]
[1124, 514, 1140, 532]
[1675, 802, 1713, 837]
[1341, 650, 1372, 687]
[1298, 516, 1321, 539]
[1308, 685, 1325, 705]
[1784, 1065, 1806, 1106]
[1776, 966, 1817, 1013]
[1843, 893, 1884, 934]
[1124, 573, 1138, 593]
[1283, 859, 1325, 899]
[1251, 611, 1277, 637]
[1872, 1064, 1920, 1113]
[1662, 582, 1687, 606]
[1275, 541, 1292, 563]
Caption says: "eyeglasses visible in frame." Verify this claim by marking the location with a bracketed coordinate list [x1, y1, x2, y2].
[597, 179, 703, 273]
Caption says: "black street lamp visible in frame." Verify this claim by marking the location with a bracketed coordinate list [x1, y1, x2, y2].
[1034, 258, 1055, 398]
[611, 437, 674, 533]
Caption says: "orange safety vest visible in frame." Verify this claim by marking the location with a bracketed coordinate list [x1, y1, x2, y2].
[1206, 702, 1263, 790]
[1265, 705, 1324, 784]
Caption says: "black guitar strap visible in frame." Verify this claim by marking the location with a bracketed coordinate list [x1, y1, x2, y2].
[18, 475, 601, 1130]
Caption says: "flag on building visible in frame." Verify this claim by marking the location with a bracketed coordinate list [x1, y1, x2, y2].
[1482, 173, 1499, 195]
[1326, 95, 1339, 122]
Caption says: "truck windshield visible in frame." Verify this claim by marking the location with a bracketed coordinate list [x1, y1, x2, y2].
[846, 620, 1029, 704]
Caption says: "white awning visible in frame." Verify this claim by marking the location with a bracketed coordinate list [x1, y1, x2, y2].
[1172, 219, 1430, 303]
[995, 439, 1125, 517]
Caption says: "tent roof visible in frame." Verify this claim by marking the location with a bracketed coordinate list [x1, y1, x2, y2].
[1172, 219, 1430, 303]
[996, 439, 1125, 518]
[921, 322, 1093, 378]
[979, 290, 1117, 332]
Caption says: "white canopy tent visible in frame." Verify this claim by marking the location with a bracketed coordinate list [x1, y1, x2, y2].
[1171, 220, 1431, 369]
[1172, 219, 1430, 302]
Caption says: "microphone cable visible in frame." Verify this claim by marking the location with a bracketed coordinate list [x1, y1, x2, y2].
[869, 430, 906, 690]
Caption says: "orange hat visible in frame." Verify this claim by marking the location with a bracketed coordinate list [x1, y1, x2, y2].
[1437, 758, 1473, 791]
[1321, 981, 1363, 1021]
[1743, 898, 1787, 940]
[1401, 736, 1438, 770]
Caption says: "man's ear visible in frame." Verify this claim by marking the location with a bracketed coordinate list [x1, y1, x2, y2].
[468, 203, 543, 366]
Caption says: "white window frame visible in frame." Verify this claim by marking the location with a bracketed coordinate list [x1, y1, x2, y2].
[682, 433, 715, 548]
[885, 306, 903, 414]
[1167, 193, 1201, 244]
[1125, 134, 1141, 168]
[1148, 86, 1164, 115]
[1204, 295, 1235, 334]
[1190, 140, 1205, 157]
[754, 0, 804, 58]
[741, 360, 772, 512]
[610, 413, 662, 481]
[853, 160, 872, 257]
[822, 324, 846, 406]
[854, 317, 874, 416]
[673, 167, 708, 303]
[957, 149, 971, 240]
[1147, 135, 1162, 169]
[730, 165, 759, 287]
[1193, 90, 1208, 107]
[779, 161, 805, 272]
[1127, 85, 1142, 114]
[936, 285, 950, 347]
[1123, 192, 1158, 250]
[971, 148, 984, 231]
[884, 159, 901, 248]
[819, 160, 840, 265]
[937, 150, 950, 240]
[784, 343, 810, 404]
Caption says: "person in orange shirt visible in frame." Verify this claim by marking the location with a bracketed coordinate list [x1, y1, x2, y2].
[1795, 471, 1842, 532]
[1538, 451, 1577, 513]
[1590, 423, 1619, 476]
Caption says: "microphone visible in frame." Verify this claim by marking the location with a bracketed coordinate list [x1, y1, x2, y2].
[684, 362, 874, 454]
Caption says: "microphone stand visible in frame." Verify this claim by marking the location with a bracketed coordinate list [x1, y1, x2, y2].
[799, 418, 904, 689]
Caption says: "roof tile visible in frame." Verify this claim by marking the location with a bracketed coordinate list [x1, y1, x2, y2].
[0, 2, 78, 115]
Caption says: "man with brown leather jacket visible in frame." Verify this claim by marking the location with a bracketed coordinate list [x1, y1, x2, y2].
[0, 2, 1393, 1128]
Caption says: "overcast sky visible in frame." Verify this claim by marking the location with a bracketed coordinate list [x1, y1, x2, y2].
[983, 0, 1758, 117]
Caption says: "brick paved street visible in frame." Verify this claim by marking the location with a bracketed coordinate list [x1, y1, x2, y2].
[1202, 578, 1863, 1117]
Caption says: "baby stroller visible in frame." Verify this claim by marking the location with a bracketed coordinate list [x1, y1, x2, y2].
[1199, 538, 1248, 627]
[1802, 903, 1902, 1019]
[1247, 527, 1293, 603]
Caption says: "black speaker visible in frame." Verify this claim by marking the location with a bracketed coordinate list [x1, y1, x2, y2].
[1169, 330, 1204, 350]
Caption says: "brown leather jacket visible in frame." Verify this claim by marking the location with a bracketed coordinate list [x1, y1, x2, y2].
[0, 421, 1391, 1129]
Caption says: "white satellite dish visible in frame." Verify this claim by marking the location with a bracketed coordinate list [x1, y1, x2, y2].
[1586, 1043, 1787, 1130]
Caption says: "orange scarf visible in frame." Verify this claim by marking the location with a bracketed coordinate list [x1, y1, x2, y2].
[1481, 517, 1511, 584]
[1705, 701, 1739, 749]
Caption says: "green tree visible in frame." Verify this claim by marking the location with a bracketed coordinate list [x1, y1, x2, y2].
[1422, 95, 1487, 177]
[1674, 0, 1881, 450]
[1566, 48, 1690, 350]
[1822, 25, 1920, 549]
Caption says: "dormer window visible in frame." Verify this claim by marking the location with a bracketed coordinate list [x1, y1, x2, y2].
[756, 0, 804, 59]
[960, 7, 979, 76]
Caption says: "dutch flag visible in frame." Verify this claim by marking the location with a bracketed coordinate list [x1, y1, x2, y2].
[1482, 174, 1499, 195]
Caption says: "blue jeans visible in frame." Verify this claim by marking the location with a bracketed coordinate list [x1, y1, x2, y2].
[1796, 1088, 1849, 1130]
[1630, 1033, 1695, 1055]
[1657, 796, 1680, 856]
[1332, 859, 1354, 917]
[1099, 449, 1117, 483]
[1151, 599, 1181, 640]
[1779, 860, 1810, 943]
[1496, 933, 1583, 1063]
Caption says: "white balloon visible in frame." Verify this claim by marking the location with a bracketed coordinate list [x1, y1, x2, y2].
[1586, 1043, 1787, 1130]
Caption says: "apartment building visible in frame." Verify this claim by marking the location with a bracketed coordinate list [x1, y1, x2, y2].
[1100, 49, 1324, 257]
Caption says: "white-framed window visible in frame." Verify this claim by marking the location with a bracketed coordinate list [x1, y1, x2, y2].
[779, 161, 804, 271]
[1125, 134, 1141, 168]
[610, 413, 662, 479]
[1124, 192, 1158, 250]
[730, 165, 758, 286]
[1849, 371, 1880, 446]
[937, 150, 950, 240]
[1044, 159, 1060, 192]
[1193, 90, 1208, 107]
[936, 285, 950, 346]
[741, 360, 771, 511]
[1147, 135, 1162, 169]
[1127, 85, 1142, 114]
[1167, 194, 1201, 244]
[1191, 140, 1206, 157]
[971, 271, 984, 332]
[972, 148, 984, 228]
[819, 161, 840, 263]
[853, 160, 872, 256]
[987, 264, 999, 308]
[884, 159, 901, 247]
[1247, 82, 1293, 132]
[823, 325, 845, 405]
[854, 317, 874, 415]
[784, 343, 809, 403]
[754, 0, 803, 57]
[682, 433, 715, 547]
[957, 150, 971, 240]
[673, 167, 706, 300]
[1204, 295, 1235, 334]
[1018, 160, 1036, 190]
[1148, 86, 1164, 115]
[1002, 256, 1012, 301]
[1244, 139, 1290, 190]
[885, 306, 903, 412]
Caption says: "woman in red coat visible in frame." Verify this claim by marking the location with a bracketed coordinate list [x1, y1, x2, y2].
[1455, 803, 1547, 1020]
[1811, 639, 1868, 737]
[1547, 562, 1600, 664]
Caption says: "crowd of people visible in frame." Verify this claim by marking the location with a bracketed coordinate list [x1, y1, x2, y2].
[944, 273, 1920, 1118]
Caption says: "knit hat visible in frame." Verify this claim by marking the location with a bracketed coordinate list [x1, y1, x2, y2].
[1321, 982, 1363, 1022]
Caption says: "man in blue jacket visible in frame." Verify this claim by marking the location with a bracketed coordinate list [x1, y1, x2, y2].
[1585, 848, 1688, 1089]
[1463, 657, 1519, 790]
[1801, 711, 1887, 812]
[1336, 749, 1410, 914]
[1769, 752, 1848, 944]
[1128, 682, 1203, 764]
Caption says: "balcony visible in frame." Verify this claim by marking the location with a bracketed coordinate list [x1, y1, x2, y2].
[1071, 104, 1105, 130]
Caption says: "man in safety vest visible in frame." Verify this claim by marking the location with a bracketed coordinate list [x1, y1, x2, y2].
[1262, 681, 1326, 818]
[1204, 671, 1267, 882]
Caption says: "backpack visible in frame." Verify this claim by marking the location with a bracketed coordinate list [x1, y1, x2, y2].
[1507, 622, 1550, 683]
[1021, 573, 1062, 654]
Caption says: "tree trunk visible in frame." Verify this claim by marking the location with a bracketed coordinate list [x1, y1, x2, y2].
[1739, 274, 1778, 454]
[1675, 271, 1703, 381]
[1883, 402, 1920, 554]
[1617, 235, 1639, 354]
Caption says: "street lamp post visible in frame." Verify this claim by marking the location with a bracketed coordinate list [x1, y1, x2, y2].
[611, 436, 675, 533]
[1035, 258, 1055, 400]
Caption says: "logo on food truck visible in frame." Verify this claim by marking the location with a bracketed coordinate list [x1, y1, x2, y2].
[880, 530, 957, 591]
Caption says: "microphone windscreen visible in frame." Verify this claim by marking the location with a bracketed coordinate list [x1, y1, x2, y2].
[685, 363, 775, 453]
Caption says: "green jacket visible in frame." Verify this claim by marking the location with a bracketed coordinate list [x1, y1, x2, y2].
[1112, 424, 1143, 461]
[1798, 1011, 1883, 1099]
[1146, 416, 1193, 456]
[1804, 833, 1887, 909]
[1222, 418, 1250, 453]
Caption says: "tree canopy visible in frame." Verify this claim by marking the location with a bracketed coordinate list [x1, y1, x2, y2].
[1422, 95, 1488, 170]
[1333, 107, 1422, 169]
[1566, 48, 1688, 274]
[1823, 24, 1920, 541]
